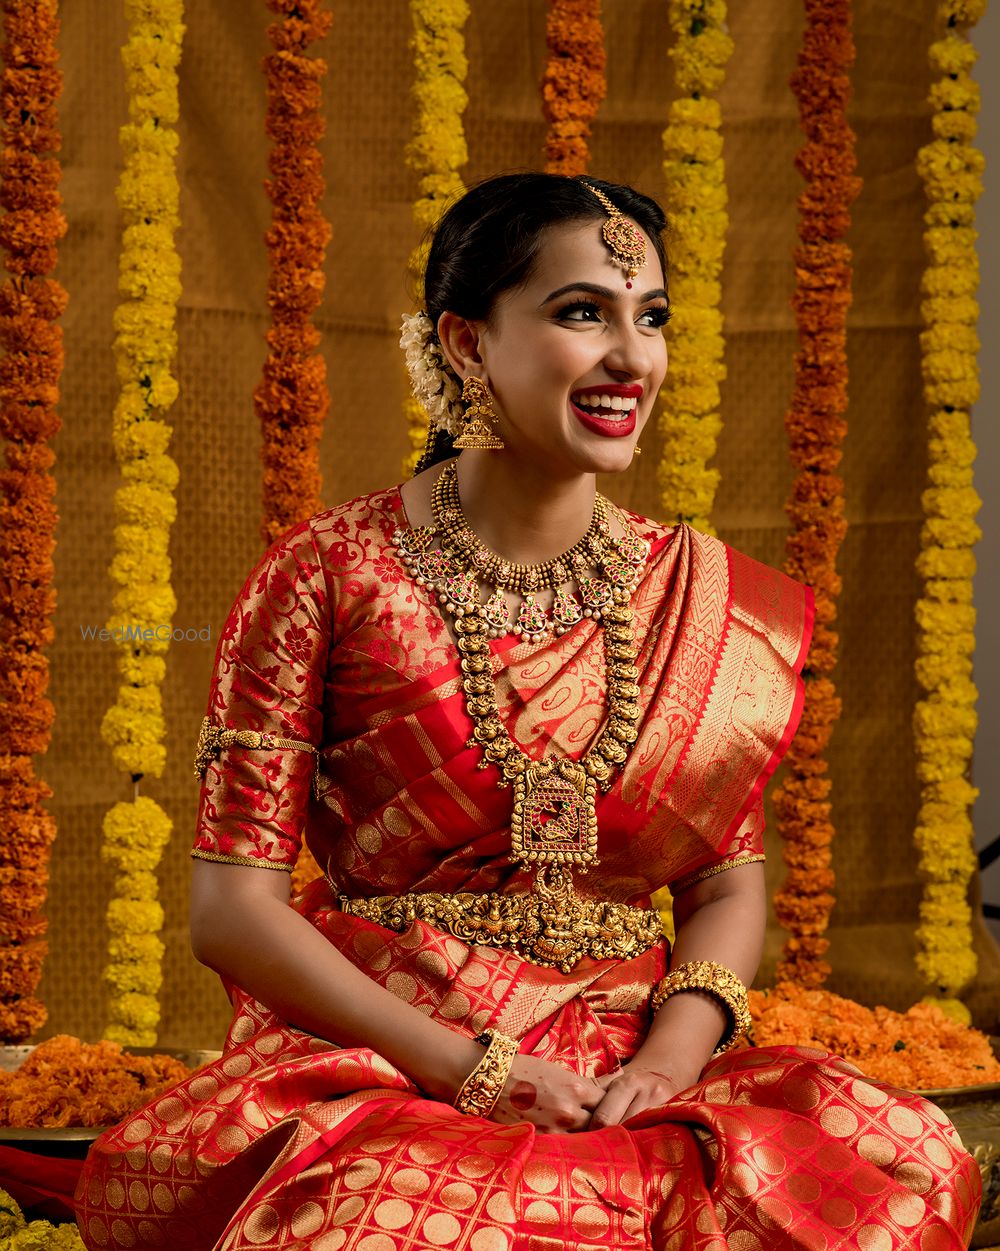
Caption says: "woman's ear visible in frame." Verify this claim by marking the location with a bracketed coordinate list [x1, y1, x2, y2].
[436, 311, 485, 380]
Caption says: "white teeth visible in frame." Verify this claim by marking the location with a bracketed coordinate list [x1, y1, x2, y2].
[575, 393, 637, 415]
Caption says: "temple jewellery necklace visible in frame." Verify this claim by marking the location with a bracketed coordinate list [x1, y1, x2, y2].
[390, 461, 660, 972]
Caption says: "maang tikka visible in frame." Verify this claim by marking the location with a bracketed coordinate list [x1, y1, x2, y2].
[582, 183, 646, 289]
[453, 376, 505, 451]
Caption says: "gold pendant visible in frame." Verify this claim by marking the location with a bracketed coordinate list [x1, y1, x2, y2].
[510, 760, 599, 870]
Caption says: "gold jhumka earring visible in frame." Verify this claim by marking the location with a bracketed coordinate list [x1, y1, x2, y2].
[582, 183, 647, 289]
[453, 376, 505, 450]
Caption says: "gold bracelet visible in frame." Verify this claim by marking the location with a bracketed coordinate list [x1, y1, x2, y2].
[453, 1029, 519, 1118]
[650, 960, 751, 1057]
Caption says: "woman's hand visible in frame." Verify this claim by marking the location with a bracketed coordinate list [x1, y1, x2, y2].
[489, 1054, 605, 1133]
[587, 1055, 696, 1129]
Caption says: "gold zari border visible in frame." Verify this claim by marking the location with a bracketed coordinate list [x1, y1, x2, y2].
[670, 853, 765, 896]
[191, 848, 294, 872]
[338, 886, 664, 973]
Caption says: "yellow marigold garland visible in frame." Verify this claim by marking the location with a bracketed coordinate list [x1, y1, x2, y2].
[772, 0, 860, 988]
[255, 0, 332, 550]
[0, 1186, 84, 1251]
[402, 0, 470, 477]
[656, 0, 733, 533]
[541, 0, 607, 176]
[912, 0, 985, 1009]
[98, 0, 184, 1046]
[0, 0, 65, 1044]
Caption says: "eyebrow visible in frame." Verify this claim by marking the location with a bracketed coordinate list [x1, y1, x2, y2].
[540, 282, 669, 305]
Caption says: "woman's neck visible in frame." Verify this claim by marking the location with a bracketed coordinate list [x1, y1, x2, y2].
[455, 453, 598, 565]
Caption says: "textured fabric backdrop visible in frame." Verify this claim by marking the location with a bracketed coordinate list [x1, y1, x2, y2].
[28, 0, 1000, 1047]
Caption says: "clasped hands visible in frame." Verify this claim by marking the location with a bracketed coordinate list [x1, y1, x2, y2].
[490, 1050, 699, 1134]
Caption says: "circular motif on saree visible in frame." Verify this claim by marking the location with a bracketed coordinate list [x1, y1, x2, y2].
[125, 1145, 147, 1171]
[726, 1231, 761, 1251]
[782, 1077, 821, 1111]
[470, 1229, 510, 1251]
[332, 1197, 366, 1226]
[441, 1182, 478, 1210]
[857, 1227, 893, 1251]
[407, 1138, 450, 1165]
[888, 1191, 925, 1228]
[374, 1198, 414, 1230]
[136, 1220, 164, 1247]
[358, 1235, 396, 1251]
[440, 990, 472, 1019]
[128, 1181, 150, 1211]
[887, 1105, 926, 1139]
[365, 1135, 401, 1153]
[821, 1197, 856, 1228]
[523, 1161, 559, 1193]
[786, 1172, 822, 1204]
[356, 823, 383, 853]
[819, 1105, 859, 1138]
[389, 1167, 430, 1195]
[243, 1203, 281, 1244]
[344, 1157, 383, 1189]
[457, 1153, 495, 1179]
[87, 1217, 109, 1247]
[314, 1233, 347, 1251]
[416, 949, 449, 979]
[571, 1204, 610, 1237]
[387, 971, 418, 1001]
[524, 1200, 560, 1225]
[758, 1195, 793, 1229]
[858, 1131, 895, 1167]
[177, 1185, 199, 1211]
[486, 1193, 516, 1223]
[123, 1117, 153, 1143]
[461, 962, 490, 988]
[850, 1077, 889, 1108]
[104, 1179, 125, 1210]
[291, 1201, 325, 1238]
[422, 1212, 463, 1245]
[750, 1144, 785, 1175]
[894, 1160, 934, 1195]
[222, 1052, 253, 1079]
[922, 1135, 957, 1168]
[110, 1218, 136, 1247]
[151, 1183, 174, 1213]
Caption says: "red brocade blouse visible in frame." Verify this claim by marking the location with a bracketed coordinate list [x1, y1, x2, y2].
[191, 487, 813, 905]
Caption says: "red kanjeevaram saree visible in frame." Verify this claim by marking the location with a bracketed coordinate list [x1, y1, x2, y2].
[75, 489, 980, 1251]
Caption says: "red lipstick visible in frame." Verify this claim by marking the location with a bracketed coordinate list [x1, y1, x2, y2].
[569, 384, 643, 439]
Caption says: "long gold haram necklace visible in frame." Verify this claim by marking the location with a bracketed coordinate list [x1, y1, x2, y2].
[394, 463, 651, 970]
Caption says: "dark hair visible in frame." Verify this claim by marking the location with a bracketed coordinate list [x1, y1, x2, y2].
[414, 172, 668, 472]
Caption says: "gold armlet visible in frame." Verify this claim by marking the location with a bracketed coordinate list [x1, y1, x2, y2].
[453, 1029, 519, 1118]
[650, 960, 751, 1057]
[193, 715, 323, 800]
[670, 853, 765, 895]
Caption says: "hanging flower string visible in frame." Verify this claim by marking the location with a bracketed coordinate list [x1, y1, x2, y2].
[401, 0, 470, 476]
[98, 0, 185, 1046]
[656, 0, 732, 534]
[0, 0, 65, 1044]
[911, 0, 985, 1014]
[772, 0, 860, 988]
[255, 0, 332, 895]
[255, 0, 332, 550]
[541, 0, 607, 176]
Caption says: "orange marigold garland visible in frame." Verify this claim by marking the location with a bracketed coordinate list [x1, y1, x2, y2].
[541, 0, 607, 176]
[257, 0, 332, 894]
[0, 0, 66, 1043]
[772, 0, 860, 988]
[254, 0, 332, 551]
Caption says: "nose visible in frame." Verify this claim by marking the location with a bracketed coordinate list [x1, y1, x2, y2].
[603, 317, 657, 381]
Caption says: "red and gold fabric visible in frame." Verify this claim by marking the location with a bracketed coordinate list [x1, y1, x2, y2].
[74, 489, 979, 1249]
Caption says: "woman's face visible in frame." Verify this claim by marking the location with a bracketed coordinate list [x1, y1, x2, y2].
[475, 217, 669, 477]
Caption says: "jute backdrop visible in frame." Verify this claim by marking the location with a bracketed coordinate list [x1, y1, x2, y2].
[27, 0, 1000, 1048]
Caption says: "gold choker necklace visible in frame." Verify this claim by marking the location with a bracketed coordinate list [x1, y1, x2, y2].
[395, 462, 648, 642]
[392, 463, 652, 970]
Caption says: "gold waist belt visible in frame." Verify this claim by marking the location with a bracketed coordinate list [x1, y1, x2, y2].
[337, 879, 664, 974]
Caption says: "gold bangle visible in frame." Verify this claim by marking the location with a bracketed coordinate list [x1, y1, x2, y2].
[650, 960, 751, 1057]
[453, 1029, 518, 1118]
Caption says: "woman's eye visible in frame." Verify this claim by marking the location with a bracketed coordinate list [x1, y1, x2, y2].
[639, 306, 672, 328]
[557, 302, 603, 322]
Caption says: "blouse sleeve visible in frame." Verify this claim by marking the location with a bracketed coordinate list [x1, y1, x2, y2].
[191, 518, 331, 871]
[667, 800, 766, 895]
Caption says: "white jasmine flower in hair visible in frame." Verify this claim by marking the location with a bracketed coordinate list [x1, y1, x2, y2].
[399, 311, 464, 438]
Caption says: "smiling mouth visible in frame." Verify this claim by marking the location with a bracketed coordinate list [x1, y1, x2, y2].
[571, 392, 639, 421]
